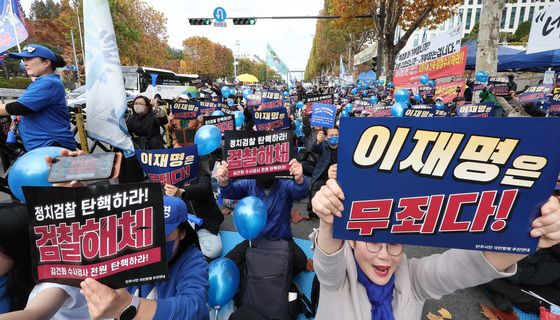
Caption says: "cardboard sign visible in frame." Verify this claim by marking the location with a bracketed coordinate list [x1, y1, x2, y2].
[260, 90, 284, 110]
[223, 130, 293, 179]
[519, 85, 554, 104]
[253, 107, 290, 131]
[199, 101, 221, 116]
[135, 146, 199, 186]
[245, 93, 263, 108]
[403, 107, 435, 118]
[419, 86, 435, 97]
[203, 115, 235, 136]
[335, 117, 560, 253]
[455, 103, 496, 117]
[310, 103, 337, 128]
[546, 92, 560, 115]
[303, 94, 334, 114]
[488, 76, 510, 97]
[24, 183, 168, 288]
[171, 102, 199, 120]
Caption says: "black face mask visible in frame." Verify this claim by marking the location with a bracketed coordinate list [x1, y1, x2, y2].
[255, 175, 277, 189]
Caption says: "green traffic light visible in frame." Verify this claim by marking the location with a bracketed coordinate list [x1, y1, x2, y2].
[249, 18, 256, 25]
[204, 19, 211, 25]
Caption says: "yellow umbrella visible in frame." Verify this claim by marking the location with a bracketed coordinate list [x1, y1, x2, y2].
[236, 73, 259, 83]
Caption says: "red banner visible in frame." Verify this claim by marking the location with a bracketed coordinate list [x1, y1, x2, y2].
[394, 47, 467, 86]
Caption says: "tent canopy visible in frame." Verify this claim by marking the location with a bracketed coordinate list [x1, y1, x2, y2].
[464, 41, 524, 70]
[236, 73, 259, 83]
[357, 70, 377, 82]
[498, 49, 560, 72]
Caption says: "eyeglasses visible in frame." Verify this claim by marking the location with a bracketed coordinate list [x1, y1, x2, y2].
[21, 46, 36, 53]
[365, 242, 403, 256]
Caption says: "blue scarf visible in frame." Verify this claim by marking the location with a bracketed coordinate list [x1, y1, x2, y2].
[355, 259, 395, 320]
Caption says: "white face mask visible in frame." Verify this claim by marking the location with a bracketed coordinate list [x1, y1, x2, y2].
[134, 104, 147, 114]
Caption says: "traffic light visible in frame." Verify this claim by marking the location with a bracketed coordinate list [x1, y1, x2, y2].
[233, 18, 256, 25]
[189, 18, 212, 25]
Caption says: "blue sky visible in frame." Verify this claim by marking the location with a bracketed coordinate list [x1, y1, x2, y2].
[20, 0, 324, 72]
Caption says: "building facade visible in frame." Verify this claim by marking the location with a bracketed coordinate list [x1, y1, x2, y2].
[404, 0, 557, 50]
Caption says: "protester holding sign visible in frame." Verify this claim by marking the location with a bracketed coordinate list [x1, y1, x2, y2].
[127, 96, 168, 150]
[308, 127, 339, 218]
[310, 177, 560, 320]
[218, 159, 309, 274]
[80, 195, 209, 320]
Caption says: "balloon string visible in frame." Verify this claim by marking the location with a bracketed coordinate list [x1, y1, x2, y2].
[215, 308, 219, 320]
[249, 240, 252, 248]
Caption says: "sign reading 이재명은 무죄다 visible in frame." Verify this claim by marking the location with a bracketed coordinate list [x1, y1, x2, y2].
[334, 117, 560, 254]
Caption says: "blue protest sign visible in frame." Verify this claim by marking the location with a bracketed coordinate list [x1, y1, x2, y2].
[171, 101, 199, 119]
[310, 103, 337, 128]
[245, 93, 262, 108]
[353, 100, 372, 112]
[253, 107, 290, 131]
[488, 76, 509, 96]
[334, 117, 560, 253]
[135, 146, 199, 187]
[199, 101, 220, 115]
[455, 103, 496, 117]
[213, 7, 227, 22]
[403, 107, 435, 117]
[546, 93, 560, 116]
[519, 84, 553, 104]
[418, 86, 434, 97]
[260, 90, 284, 110]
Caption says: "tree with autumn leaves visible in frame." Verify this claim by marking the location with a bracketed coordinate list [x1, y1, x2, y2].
[307, 0, 463, 81]
[24, 0, 170, 76]
[180, 36, 234, 80]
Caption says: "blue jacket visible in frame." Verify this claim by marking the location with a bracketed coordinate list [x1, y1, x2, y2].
[311, 141, 336, 185]
[128, 246, 209, 320]
[220, 178, 309, 240]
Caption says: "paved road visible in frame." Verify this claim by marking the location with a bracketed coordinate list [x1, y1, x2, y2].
[221, 198, 495, 320]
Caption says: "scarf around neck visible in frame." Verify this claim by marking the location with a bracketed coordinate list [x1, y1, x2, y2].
[355, 259, 395, 320]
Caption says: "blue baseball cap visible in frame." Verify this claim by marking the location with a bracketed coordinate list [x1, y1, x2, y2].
[8, 44, 56, 61]
[163, 196, 188, 236]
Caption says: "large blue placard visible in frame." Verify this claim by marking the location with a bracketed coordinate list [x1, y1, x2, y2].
[310, 103, 337, 128]
[334, 117, 560, 254]
[135, 146, 199, 187]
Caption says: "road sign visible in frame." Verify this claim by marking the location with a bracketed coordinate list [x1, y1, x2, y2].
[213, 7, 227, 22]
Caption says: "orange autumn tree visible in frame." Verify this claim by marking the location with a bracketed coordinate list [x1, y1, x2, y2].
[331, 0, 462, 81]
[181, 36, 233, 80]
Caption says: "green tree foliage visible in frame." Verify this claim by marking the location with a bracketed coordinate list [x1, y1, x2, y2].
[29, 0, 62, 20]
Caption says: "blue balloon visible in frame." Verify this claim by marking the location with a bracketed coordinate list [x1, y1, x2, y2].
[436, 102, 445, 110]
[391, 102, 406, 117]
[211, 110, 225, 116]
[194, 125, 222, 156]
[427, 80, 436, 88]
[341, 110, 349, 118]
[387, 81, 394, 88]
[351, 88, 358, 95]
[419, 75, 429, 85]
[378, 79, 385, 85]
[345, 103, 353, 113]
[8, 146, 64, 202]
[208, 258, 240, 309]
[221, 86, 231, 98]
[475, 71, 489, 83]
[369, 96, 378, 104]
[414, 94, 422, 102]
[362, 91, 368, 97]
[288, 85, 293, 91]
[233, 196, 267, 240]
[227, 99, 234, 107]
[233, 110, 245, 127]
[394, 89, 410, 103]
[242, 88, 252, 99]
[296, 101, 304, 109]
[283, 91, 289, 97]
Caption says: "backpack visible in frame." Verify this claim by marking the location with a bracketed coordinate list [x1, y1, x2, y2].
[242, 238, 293, 320]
